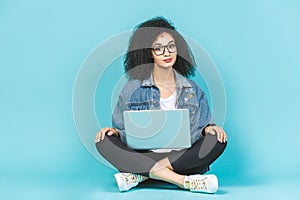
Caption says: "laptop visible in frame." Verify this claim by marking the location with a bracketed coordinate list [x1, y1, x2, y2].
[123, 109, 191, 150]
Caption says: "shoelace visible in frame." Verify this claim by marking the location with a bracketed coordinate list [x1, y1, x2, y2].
[124, 174, 140, 185]
[190, 177, 208, 191]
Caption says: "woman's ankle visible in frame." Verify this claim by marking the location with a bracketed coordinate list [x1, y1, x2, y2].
[141, 176, 149, 182]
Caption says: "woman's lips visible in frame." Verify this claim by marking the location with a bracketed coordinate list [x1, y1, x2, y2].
[163, 58, 172, 63]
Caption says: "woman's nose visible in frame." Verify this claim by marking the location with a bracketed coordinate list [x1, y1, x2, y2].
[163, 48, 170, 56]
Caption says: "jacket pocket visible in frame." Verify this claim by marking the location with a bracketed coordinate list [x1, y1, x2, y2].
[126, 102, 150, 110]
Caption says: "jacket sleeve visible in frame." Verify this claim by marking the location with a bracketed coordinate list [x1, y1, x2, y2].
[198, 91, 215, 136]
[112, 93, 127, 143]
[191, 81, 215, 138]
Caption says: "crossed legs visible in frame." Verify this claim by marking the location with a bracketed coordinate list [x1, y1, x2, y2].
[96, 134, 226, 190]
[149, 157, 186, 188]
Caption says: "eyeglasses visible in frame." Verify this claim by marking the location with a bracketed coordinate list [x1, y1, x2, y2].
[152, 42, 177, 56]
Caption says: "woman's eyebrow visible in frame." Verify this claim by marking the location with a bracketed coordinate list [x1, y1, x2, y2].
[153, 40, 175, 46]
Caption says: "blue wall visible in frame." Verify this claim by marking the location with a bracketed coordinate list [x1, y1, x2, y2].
[1, 0, 300, 186]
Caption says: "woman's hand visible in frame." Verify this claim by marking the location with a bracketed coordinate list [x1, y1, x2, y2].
[204, 125, 228, 143]
[95, 127, 119, 143]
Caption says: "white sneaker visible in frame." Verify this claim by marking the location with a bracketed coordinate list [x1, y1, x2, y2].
[184, 174, 218, 193]
[114, 173, 143, 192]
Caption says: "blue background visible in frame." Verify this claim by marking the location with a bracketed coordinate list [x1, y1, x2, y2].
[1, 0, 300, 199]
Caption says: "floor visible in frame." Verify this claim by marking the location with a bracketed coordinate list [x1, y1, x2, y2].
[2, 174, 300, 200]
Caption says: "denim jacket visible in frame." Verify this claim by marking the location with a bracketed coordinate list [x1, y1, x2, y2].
[112, 69, 214, 145]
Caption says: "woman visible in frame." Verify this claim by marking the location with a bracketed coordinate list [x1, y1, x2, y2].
[95, 17, 227, 193]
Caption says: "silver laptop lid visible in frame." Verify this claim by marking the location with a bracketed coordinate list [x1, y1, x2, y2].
[123, 109, 191, 150]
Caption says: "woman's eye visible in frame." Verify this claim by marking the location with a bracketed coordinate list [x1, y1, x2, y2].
[169, 44, 175, 49]
[155, 47, 162, 51]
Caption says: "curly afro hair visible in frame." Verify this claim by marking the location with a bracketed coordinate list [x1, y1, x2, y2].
[124, 17, 196, 80]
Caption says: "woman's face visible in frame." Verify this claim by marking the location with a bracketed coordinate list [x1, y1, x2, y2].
[151, 32, 177, 69]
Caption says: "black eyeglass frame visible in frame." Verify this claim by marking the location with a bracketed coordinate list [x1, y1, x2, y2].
[152, 42, 177, 56]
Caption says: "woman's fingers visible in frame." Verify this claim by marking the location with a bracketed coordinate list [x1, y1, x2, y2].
[95, 131, 101, 143]
[205, 126, 228, 143]
[205, 126, 215, 135]
[217, 127, 223, 143]
[218, 126, 227, 143]
[222, 128, 228, 143]
[95, 127, 118, 143]
[216, 127, 223, 142]
[216, 126, 227, 143]
[101, 131, 106, 141]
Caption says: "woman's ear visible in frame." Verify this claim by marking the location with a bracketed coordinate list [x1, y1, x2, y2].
[149, 49, 154, 58]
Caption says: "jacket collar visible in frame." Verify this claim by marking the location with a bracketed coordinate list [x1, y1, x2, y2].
[141, 68, 192, 88]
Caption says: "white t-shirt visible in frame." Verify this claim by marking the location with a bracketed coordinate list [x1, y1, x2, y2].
[160, 91, 177, 110]
[151, 91, 183, 153]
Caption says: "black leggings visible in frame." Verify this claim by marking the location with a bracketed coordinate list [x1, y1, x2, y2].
[95, 134, 226, 177]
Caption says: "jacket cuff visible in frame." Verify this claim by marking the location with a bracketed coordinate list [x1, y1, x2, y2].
[116, 129, 126, 143]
